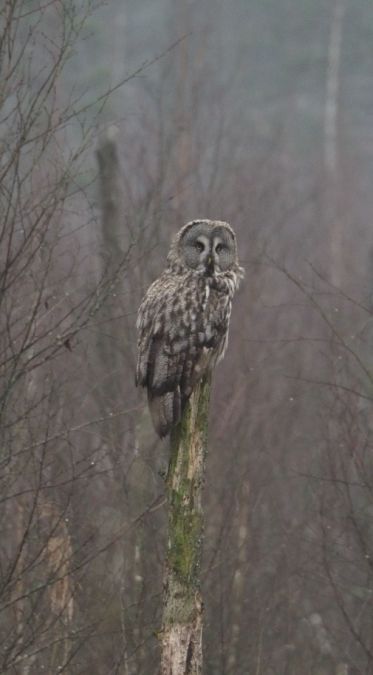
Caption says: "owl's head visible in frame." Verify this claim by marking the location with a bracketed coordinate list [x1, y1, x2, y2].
[169, 219, 239, 276]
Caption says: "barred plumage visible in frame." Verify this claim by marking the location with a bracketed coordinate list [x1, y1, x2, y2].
[136, 220, 244, 437]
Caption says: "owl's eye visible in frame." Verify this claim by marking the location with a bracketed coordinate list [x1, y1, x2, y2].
[215, 243, 224, 254]
[194, 241, 204, 252]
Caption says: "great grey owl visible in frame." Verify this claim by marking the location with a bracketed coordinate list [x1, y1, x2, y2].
[136, 219, 244, 437]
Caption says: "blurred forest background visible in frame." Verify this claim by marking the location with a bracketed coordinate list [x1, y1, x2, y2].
[1, 0, 373, 673]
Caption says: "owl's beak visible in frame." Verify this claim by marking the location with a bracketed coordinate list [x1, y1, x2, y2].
[206, 255, 214, 275]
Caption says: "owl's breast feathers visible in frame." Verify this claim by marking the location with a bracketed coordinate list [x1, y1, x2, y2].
[136, 266, 242, 437]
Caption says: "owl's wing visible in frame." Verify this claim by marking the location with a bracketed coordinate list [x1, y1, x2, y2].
[136, 274, 228, 437]
[136, 275, 181, 390]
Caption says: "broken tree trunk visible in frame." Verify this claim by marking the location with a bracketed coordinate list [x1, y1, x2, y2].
[160, 375, 211, 675]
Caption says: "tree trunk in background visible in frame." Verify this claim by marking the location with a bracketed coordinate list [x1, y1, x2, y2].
[226, 478, 251, 673]
[96, 129, 135, 674]
[96, 126, 124, 431]
[324, 0, 346, 287]
[173, 0, 191, 213]
[160, 376, 211, 675]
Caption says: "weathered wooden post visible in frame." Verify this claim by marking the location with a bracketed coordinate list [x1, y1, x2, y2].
[160, 375, 211, 675]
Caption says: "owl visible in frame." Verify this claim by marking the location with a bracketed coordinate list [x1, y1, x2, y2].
[136, 219, 244, 437]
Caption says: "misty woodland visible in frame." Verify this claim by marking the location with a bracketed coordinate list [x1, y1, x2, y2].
[1, 1, 373, 674]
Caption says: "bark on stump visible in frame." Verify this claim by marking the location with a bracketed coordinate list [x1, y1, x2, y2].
[160, 376, 210, 675]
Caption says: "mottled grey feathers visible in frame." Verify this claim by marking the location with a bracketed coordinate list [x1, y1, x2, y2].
[136, 219, 243, 437]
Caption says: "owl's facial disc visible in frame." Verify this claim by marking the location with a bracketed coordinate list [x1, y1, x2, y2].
[212, 236, 224, 272]
[212, 229, 235, 272]
[179, 220, 236, 274]
[182, 231, 212, 272]
[195, 234, 212, 274]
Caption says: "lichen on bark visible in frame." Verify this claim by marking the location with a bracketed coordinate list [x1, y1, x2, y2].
[160, 375, 210, 675]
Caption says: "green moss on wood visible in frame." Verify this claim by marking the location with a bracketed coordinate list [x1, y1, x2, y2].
[168, 496, 202, 585]
[163, 375, 210, 626]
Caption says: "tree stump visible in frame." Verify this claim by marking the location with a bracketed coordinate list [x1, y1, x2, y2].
[160, 375, 211, 675]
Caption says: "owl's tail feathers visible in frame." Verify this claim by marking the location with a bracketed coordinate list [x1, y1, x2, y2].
[147, 387, 181, 438]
